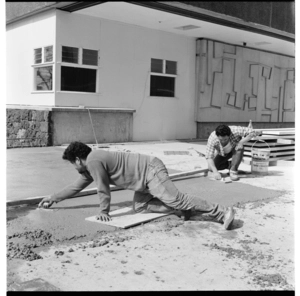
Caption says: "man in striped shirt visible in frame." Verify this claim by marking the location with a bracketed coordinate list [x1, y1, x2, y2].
[206, 125, 261, 181]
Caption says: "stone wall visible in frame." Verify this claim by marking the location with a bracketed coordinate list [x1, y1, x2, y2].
[6, 109, 52, 148]
[6, 107, 135, 148]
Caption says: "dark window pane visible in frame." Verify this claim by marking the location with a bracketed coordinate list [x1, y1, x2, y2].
[83, 49, 98, 66]
[151, 58, 163, 73]
[35, 66, 52, 91]
[166, 60, 177, 75]
[44, 46, 53, 62]
[34, 48, 42, 64]
[62, 46, 79, 63]
[150, 75, 175, 97]
[61, 66, 96, 93]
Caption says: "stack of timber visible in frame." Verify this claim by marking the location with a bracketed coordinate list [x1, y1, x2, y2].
[243, 128, 295, 166]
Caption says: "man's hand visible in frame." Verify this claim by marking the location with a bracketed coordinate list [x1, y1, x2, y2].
[213, 172, 222, 180]
[235, 143, 244, 151]
[96, 213, 111, 222]
[38, 196, 55, 209]
[255, 130, 263, 137]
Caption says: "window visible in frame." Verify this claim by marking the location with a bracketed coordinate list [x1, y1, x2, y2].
[34, 48, 42, 64]
[35, 66, 53, 91]
[82, 49, 98, 66]
[62, 46, 79, 64]
[33, 46, 53, 91]
[150, 58, 177, 97]
[60, 46, 99, 93]
[61, 67, 96, 92]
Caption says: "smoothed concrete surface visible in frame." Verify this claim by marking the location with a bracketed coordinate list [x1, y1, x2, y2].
[7, 147, 93, 200]
[7, 176, 283, 243]
[6, 146, 181, 201]
[6, 142, 294, 291]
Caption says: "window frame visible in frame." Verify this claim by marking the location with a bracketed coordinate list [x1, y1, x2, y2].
[59, 46, 100, 94]
[32, 45, 54, 93]
[150, 58, 177, 98]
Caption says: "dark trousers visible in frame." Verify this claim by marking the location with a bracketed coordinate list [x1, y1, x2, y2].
[214, 147, 244, 171]
[133, 157, 226, 222]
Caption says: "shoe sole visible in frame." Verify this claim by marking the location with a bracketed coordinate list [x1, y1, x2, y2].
[224, 209, 235, 230]
[182, 209, 192, 221]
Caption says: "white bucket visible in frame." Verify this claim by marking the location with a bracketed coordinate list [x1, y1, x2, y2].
[251, 140, 271, 174]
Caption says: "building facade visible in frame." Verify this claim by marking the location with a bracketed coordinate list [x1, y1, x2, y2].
[6, 2, 295, 146]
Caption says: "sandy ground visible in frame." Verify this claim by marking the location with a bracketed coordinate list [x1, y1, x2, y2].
[6, 141, 295, 291]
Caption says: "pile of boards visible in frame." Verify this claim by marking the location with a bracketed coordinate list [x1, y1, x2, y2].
[243, 128, 295, 166]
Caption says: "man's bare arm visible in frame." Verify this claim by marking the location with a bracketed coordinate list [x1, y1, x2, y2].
[38, 173, 93, 208]
[207, 158, 222, 180]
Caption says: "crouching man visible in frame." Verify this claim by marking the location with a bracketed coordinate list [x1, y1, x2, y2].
[206, 125, 261, 181]
[39, 141, 235, 230]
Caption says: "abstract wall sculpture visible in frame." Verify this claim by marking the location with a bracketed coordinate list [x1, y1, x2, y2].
[196, 39, 295, 122]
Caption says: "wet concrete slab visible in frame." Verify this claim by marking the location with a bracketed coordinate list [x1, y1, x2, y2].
[6, 146, 180, 201]
[7, 175, 283, 246]
[6, 147, 92, 200]
[173, 175, 284, 207]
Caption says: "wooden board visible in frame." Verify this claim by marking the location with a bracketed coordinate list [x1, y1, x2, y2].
[262, 131, 295, 136]
[85, 207, 172, 229]
[244, 151, 294, 157]
[244, 144, 295, 151]
[276, 139, 295, 144]
[252, 135, 295, 140]
[254, 128, 295, 131]
[243, 142, 295, 148]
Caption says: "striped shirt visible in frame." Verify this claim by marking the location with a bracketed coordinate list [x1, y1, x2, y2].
[205, 126, 259, 159]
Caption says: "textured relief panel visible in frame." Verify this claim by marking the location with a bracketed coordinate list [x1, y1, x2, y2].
[196, 39, 295, 122]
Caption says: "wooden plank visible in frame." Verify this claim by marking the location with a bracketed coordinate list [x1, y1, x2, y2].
[169, 168, 208, 180]
[262, 131, 295, 136]
[244, 145, 294, 152]
[276, 139, 295, 144]
[244, 151, 294, 157]
[254, 128, 295, 131]
[85, 207, 172, 229]
[6, 185, 123, 207]
[244, 142, 294, 148]
[251, 135, 295, 140]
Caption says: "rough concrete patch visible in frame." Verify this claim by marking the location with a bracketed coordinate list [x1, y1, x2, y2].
[252, 273, 291, 289]
[7, 229, 53, 261]
[8, 278, 60, 291]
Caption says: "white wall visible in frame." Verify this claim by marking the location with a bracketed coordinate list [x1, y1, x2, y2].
[102, 18, 197, 141]
[6, 10, 56, 106]
[7, 10, 197, 141]
[55, 11, 197, 141]
[55, 10, 102, 107]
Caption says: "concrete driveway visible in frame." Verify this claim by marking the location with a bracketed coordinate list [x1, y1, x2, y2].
[6, 141, 295, 291]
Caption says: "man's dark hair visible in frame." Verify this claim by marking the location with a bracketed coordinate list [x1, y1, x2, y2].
[215, 125, 232, 137]
[62, 141, 92, 163]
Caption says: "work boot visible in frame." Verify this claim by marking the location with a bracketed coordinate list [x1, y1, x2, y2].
[181, 209, 193, 221]
[229, 170, 239, 181]
[223, 207, 235, 230]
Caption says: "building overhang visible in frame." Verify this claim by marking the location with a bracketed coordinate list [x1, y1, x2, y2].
[7, 1, 295, 57]
[59, 1, 294, 43]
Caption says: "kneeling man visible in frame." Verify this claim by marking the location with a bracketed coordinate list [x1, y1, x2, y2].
[206, 125, 261, 181]
[39, 141, 235, 230]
